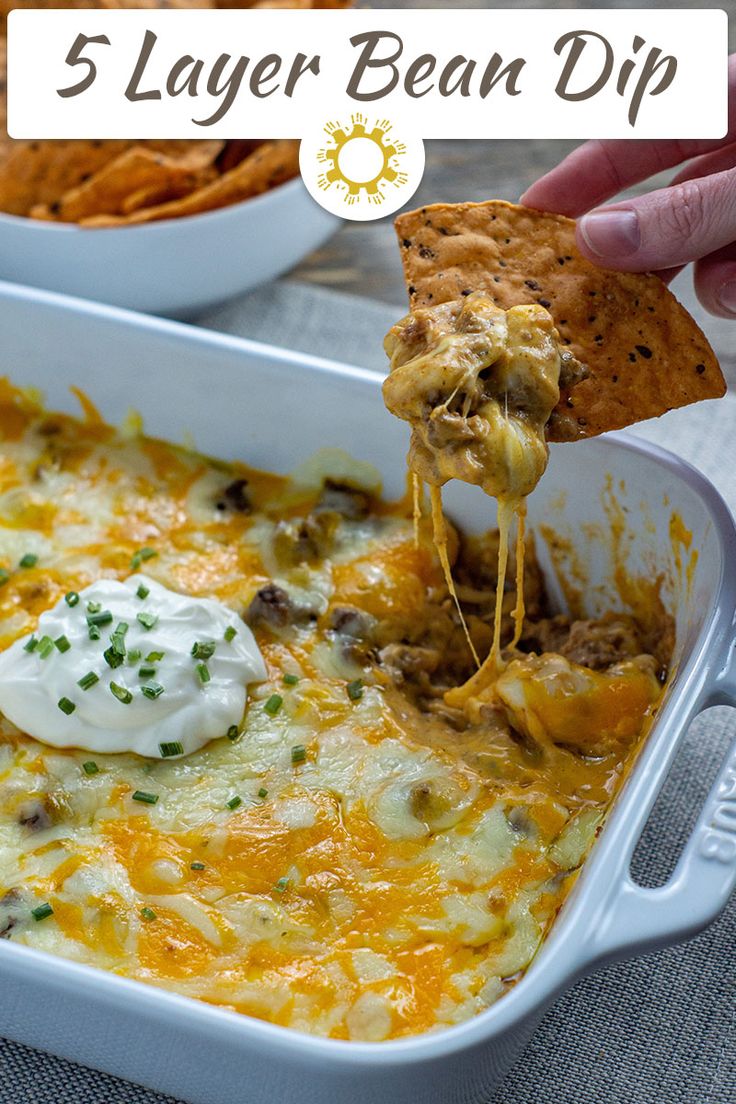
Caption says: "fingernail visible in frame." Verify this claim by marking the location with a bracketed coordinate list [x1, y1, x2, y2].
[579, 209, 640, 258]
[717, 280, 736, 315]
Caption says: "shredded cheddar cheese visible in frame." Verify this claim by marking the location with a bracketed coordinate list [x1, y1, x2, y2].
[0, 381, 665, 1041]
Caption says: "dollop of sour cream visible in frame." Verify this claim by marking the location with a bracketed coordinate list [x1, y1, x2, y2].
[0, 575, 266, 759]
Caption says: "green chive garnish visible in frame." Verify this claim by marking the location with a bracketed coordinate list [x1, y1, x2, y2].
[224, 625, 237, 643]
[282, 673, 299, 686]
[226, 725, 239, 742]
[136, 611, 157, 631]
[190, 861, 205, 871]
[140, 907, 157, 922]
[109, 622, 129, 655]
[127, 648, 142, 665]
[19, 553, 38, 569]
[31, 902, 53, 922]
[139, 665, 157, 679]
[258, 787, 268, 799]
[78, 670, 98, 691]
[145, 651, 164, 663]
[291, 744, 306, 765]
[264, 694, 283, 716]
[87, 609, 112, 627]
[191, 640, 216, 660]
[23, 635, 38, 653]
[0, 568, 9, 587]
[64, 591, 80, 607]
[82, 761, 99, 776]
[141, 682, 164, 700]
[195, 662, 210, 685]
[54, 635, 71, 654]
[88, 624, 101, 641]
[86, 600, 101, 614]
[347, 679, 364, 702]
[273, 877, 289, 894]
[57, 697, 75, 715]
[226, 795, 242, 810]
[132, 790, 158, 805]
[110, 682, 133, 704]
[103, 646, 124, 669]
[136, 583, 150, 600]
[159, 741, 183, 758]
[37, 635, 54, 659]
[131, 547, 157, 570]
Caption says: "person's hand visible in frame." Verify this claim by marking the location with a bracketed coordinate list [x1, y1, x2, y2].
[521, 55, 736, 318]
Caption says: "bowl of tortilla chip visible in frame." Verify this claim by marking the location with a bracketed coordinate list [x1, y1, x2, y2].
[0, 137, 338, 316]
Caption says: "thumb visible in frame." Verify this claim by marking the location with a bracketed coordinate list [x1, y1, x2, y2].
[575, 168, 736, 273]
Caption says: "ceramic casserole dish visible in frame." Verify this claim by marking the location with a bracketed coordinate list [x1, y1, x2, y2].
[0, 280, 734, 1104]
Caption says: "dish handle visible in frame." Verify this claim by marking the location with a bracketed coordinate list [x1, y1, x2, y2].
[585, 674, 736, 965]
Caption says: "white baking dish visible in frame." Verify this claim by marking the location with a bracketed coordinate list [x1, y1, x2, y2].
[0, 280, 734, 1104]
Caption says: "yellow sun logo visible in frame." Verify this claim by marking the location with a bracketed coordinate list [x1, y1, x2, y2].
[317, 115, 408, 207]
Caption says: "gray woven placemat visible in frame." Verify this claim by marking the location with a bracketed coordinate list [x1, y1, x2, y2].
[1, 280, 734, 1104]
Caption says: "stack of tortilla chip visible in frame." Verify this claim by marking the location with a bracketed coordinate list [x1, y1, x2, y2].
[0, 0, 349, 225]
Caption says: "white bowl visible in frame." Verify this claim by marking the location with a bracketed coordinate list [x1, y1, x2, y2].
[0, 177, 338, 317]
[0, 282, 735, 1104]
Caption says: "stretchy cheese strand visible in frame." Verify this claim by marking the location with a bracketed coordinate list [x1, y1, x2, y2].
[429, 484, 480, 668]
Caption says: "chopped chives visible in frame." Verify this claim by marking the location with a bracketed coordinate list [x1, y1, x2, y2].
[88, 624, 101, 641]
[191, 640, 216, 660]
[291, 744, 306, 765]
[127, 648, 142, 665]
[87, 609, 112, 627]
[282, 673, 299, 686]
[57, 697, 75, 715]
[110, 682, 133, 704]
[145, 651, 164, 663]
[226, 724, 239, 742]
[140, 682, 164, 700]
[131, 547, 157, 570]
[37, 635, 55, 659]
[273, 877, 289, 895]
[0, 568, 9, 587]
[347, 679, 364, 702]
[64, 591, 80, 607]
[109, 622, 129, 655]
[86, 600, 101, 614]
[258, 787, 268, 799]
[23, 635, 38, 653]
[226, 795, 242, 810]
[132, 790, 158, 805]
[19, 553, 38, 569]
[140, 906, 157, 922]
[138, 665, 157, 679]
[159, 741, 183, 758]
[78, 670, 99, 690]
[190, 861, 206, 871]
[136, 611, 158, 631]
[264, 694, 283, 717]
[31, 902, 53, 922]
[224, 625, 237, 643]
[195, 662, 211, 685]
[54, 635, 71, 653]
[82, 761, 99, 776]
[103, 646, 124, 669]
[136, 583, 150, 600]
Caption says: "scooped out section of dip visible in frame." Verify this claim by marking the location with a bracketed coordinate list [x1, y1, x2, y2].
[383, 292, 563, 501]
[0, 574, 266, 759]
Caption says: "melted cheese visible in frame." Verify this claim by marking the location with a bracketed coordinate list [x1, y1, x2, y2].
[0, 381, 663, 1042]
[383, 292, 563, 702]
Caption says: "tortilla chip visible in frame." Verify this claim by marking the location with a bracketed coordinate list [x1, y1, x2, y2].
[79, 139, 300, 226]
[394, 200, 724, 441]
[39, 141, 223, 221]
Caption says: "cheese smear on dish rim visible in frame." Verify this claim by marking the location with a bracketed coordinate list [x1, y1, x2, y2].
[0, 574, 266, 758]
